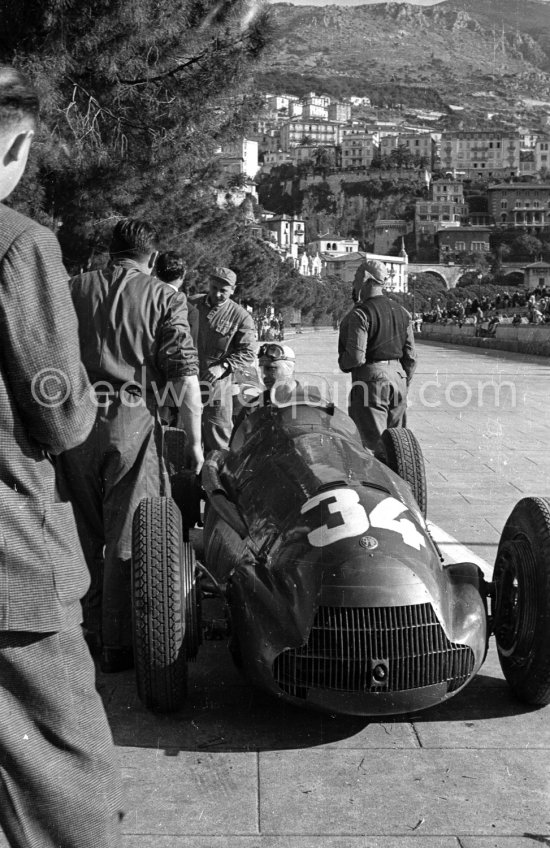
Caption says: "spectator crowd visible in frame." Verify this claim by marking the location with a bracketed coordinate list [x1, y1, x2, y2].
[421, 285, 550, 335]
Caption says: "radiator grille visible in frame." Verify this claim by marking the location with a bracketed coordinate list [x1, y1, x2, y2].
[273, 604, 475, 697]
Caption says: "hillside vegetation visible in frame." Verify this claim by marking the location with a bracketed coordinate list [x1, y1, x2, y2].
[260, 1, 550, 116]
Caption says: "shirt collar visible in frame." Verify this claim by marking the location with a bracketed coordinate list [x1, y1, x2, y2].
[112, 258, 145, 274]
[206, 295, 230, 310]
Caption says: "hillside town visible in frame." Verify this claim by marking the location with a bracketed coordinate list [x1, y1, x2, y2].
[216, 89, 550, 299]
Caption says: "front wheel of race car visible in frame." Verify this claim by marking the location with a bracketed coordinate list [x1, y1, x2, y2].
[132, 496, 201, 713]
[493, 497, 550, 706]
[375, 427, 427, 518]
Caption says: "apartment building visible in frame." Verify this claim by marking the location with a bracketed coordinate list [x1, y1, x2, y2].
[437, 226, 492, 263]
[432, 180, 464, 204]
[253, 128, 281, 155]
[415, 199, 467, 252]
[413, 177, 468, 253]
[303, 102, 328, 120]
[440, 131, 521, 179]
[303, 93, 330, 109]
[487, 183, 550, 230]
[341, 131, 377, 169]
[288, 101, 303, 118]
[399, 133, 435, 163]
[321, 252, 365, 284]
[216, 138, 259, 179]
[308, 234, 360, 255]
[535, 136, 550, 172]
[280, 119, 342, 151]
[260, 151, 292, 172]
[349, 96, 371, 107]
[379, 134, 399, 158]
[524, 261, 550, 291]
[328, 102, 352, 123]
[289, 144, 333, 164]
[262, 213, 306, 254]
[321, 252, 408, 291]
[265, 94, 299, 114]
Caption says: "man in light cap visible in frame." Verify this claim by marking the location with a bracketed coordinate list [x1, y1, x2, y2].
[338, 258, 417, 450]
[192, 266, 256, 451]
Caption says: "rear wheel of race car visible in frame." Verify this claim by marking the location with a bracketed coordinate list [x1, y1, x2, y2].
[375, 428, 427, 518]
[132, 496, 201, 713]
[493, 497, 550, 706]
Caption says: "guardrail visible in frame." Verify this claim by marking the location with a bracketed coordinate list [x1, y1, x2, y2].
[419, 323, 550, 357]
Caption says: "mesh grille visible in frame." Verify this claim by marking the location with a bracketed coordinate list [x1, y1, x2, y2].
[273, 604, 475, 697]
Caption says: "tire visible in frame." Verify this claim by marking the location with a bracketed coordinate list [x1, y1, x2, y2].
[132, 496, 201, 713]
[375, 428, 427, 518]
[493, 497, 550, 706]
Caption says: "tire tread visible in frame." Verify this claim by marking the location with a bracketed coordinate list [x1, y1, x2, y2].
[132, 496, 187, 713]
[496, 496, 550, 706]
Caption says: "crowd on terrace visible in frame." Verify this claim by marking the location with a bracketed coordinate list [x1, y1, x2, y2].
[421, 285, 550, 333]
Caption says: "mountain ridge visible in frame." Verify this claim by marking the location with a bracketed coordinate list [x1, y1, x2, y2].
[260, 0, 550, 118]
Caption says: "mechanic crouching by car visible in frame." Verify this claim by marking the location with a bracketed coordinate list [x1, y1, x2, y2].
[338, 259, 417, 451]
[191, 266, 256, 452]
[57, 219, 203, 673]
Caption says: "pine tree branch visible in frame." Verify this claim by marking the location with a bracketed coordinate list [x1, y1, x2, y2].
[117, 50, 210, 86]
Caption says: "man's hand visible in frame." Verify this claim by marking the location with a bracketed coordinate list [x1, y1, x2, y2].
[184, 442, 204, 475]
[205, 364, 225, 383]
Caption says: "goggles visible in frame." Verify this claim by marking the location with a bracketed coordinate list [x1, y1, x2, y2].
[258, 343, 293, 362]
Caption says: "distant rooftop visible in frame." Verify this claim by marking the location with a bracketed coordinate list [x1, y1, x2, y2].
[489, 183, 550, 190]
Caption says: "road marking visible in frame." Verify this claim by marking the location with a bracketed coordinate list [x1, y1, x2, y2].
[427, 520, 493, 580]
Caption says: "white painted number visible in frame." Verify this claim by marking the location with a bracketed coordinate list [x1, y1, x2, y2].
[301, 489, 369, 547]
[369, 497, 426, 551]
[301, 491, 426, 551]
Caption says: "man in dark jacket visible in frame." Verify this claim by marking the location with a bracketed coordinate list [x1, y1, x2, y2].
[156, 250, 198, 345]
[192, 267, 256, 452]
[338, 259, 417, 450]
[0, 66, 122, 847]
[58, 220, 203, 672]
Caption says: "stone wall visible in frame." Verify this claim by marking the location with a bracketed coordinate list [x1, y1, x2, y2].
[419, 323, 550, 357]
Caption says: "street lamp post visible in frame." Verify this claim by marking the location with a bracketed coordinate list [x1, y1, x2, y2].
[477, 271, 483, 303]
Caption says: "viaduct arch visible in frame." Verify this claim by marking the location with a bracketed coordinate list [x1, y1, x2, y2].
[407, 263, 526, 290]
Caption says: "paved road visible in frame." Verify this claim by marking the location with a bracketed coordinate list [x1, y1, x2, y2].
[7, 332, 550, 848]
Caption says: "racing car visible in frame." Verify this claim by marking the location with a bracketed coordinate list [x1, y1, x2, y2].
[131, 399, 550, 716]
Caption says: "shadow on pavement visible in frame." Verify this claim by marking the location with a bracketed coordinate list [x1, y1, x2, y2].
[98, 638, 541, 754]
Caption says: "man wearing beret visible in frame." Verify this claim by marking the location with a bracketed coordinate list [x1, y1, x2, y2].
[192, 267, 256, 452]
[338, 259, 417, 450]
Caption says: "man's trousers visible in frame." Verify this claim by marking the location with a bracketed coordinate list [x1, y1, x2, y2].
[57, 396, 169, 650]
[201, 378, 234, 453]
[0, 625, 122, 848]
[349, 361, 408, 451]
